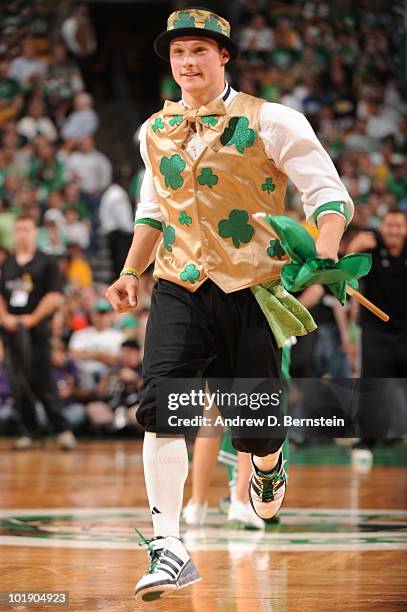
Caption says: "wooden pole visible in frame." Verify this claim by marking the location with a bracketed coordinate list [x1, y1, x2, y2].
[346, 285, 389, 322]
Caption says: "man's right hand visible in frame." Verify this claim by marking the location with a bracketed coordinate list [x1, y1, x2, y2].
[2, 313, 18, 332]
[106, 275, 139, 312]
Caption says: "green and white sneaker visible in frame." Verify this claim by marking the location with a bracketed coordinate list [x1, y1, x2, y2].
[134, 529, 201, 602]
[248, 453, 286, 520]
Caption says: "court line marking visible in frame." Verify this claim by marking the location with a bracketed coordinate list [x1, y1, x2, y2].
[0, 507, 406, 518]
[0, 507, 406, 552]
[0, 535, 405, 552]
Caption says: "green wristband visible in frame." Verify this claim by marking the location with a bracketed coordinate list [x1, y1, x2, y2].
[120, 267, 140, 280]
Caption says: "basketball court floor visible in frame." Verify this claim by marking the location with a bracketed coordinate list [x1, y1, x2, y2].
[1, 439, 406, 611]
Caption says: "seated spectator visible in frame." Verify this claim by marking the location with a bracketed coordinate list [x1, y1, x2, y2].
[0, 197, 17, 250]
[8, 38, 46, 90]
[43, 195, 67, 230]
[0, 56, 23, 127]
[65, 135, 111, 197]
[274, 17, 302, 49]
[364, 99, 399, 143]
[61, 91, 99, 142]
[343, 118, 374, 152]
[65, 136, 112, 244]
[45, 42, 84, 105]
[47, 188, 65, 213]
[66, 242, 93, 288]
[28, 136, 65, 203]
[51, 338, 87, 431]
[61, 3, 97, 58]
[17, 96, 57, 142]
[37, 211, 67, 256]
[86, 339, 142, 432]
[240, 13, 274, 52]
[68, 298, 125, 390]
[63, 181, 91, 220]
[65, 206, 90, 250]
[1, 139, 28, 181]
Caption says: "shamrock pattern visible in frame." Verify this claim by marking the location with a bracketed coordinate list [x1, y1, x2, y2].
[204, 15, 223, 33]
[201, 115, 218, 127]
[267, 239, 285, 259]
[220, 116, 256, 154]
[162, 221, 176, 252]
[152, 117, 165, 133]
[178, 211, 192, 226]
[168, 115, 183, 127]
[197, 167, 218, 189]
[262, 177, 276, 193]
[180, 263, 200, 284]
[159, 154, 186, 190]
[218, 209, 254, 249]
[173, 11, 195, 29]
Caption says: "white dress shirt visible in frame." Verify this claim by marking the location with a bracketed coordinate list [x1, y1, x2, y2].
[135, 84, 353, 227]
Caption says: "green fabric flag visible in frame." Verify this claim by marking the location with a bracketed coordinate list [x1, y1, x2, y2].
[263, 216, 372, 305]
[251, 281, 317, 348]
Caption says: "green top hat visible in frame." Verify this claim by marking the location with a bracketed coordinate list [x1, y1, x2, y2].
[154, 8, 239, 61]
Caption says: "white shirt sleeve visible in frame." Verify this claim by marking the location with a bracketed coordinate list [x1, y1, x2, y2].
[134, 120, 163, 225]
[259, 103, 354, 226]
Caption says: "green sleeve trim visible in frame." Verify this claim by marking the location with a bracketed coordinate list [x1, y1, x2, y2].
[312, 201, 350, 228]
[134, 217, 163, 231]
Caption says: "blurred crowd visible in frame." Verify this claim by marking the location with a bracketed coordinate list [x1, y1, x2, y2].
[230, 0, 407, 221]
[0, 0, 406, 440]
[0, 1, 141, 437]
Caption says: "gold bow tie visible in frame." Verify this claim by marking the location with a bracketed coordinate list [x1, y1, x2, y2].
[162, 98, 227, 149]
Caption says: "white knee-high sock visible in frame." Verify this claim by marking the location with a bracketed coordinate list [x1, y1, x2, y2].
[142, 432, 188, 538]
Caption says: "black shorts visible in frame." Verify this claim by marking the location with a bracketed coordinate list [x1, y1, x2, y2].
[137, 279, 286, 455]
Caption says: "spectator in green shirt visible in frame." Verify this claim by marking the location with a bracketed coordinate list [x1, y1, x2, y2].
[28, 136, 65, 203]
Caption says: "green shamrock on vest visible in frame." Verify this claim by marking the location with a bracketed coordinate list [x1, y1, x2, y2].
[198, 167, 218, 189]
[218, 209, 254, 249]
[173, 11, 195, 28]
[204, 15, 223, 33]
[159, 154, 186, 190]
[180, 263, 200, 284]
[152, 117, 165, 133]
[178, 211, 192, 227]
[201, 115, 218, 127]
[267, 239, 285, 259]
[162, 221, 176, 252]
[220, 116, 256, 154]
[262, 177, 276, 193]
[168, 114, 183, 127]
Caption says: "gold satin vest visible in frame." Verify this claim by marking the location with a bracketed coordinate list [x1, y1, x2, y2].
[146, 92, 289, 293]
